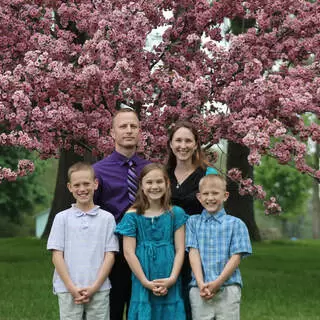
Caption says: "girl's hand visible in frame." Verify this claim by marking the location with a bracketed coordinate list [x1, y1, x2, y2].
[142, 279, 155, 291]
[152, 276, 176, 289]
[152, 286, 168, 296]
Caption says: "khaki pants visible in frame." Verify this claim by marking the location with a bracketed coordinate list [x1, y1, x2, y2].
[57, 290, 110, 320]
[189, 285, 241, 320]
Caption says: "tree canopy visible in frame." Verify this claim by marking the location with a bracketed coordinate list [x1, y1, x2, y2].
[1, 0, 319, 214]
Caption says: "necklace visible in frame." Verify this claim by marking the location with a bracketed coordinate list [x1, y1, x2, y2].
[175, 168, 194, 189]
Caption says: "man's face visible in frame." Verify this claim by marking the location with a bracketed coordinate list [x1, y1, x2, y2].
[111, 111, 140, 152]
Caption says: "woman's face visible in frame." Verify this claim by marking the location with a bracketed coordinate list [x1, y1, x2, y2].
[170, 127, 197, 162]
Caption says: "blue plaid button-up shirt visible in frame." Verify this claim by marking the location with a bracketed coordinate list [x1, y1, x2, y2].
[186, 208, 252, 288]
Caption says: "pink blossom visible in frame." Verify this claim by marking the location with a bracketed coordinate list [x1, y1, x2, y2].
[227, 169, 243, 182]
[0, 0, 318, 191]
[0, 168, 18, 182]
[264, 197, 282, 215]
[248, 149, 261, 166]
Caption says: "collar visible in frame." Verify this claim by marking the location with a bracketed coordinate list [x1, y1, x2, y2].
[71, 204, 100, 217]
[201, 207, 226, 223]
[110, 150, 138, 166]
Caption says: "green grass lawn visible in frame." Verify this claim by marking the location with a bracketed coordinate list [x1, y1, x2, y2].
[0, 238, 57, 320]
[0, 238, 320, 320]
[241, 240, 320, 320]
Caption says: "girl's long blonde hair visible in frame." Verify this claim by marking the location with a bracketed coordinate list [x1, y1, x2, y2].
[132, 163, 171, 215]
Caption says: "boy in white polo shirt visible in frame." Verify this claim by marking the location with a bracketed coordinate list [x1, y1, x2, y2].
[47, 162, 119, 320]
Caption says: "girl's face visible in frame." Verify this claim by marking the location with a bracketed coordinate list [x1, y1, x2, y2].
[170, 127, 197, 162]
[141, 169, 167, 203]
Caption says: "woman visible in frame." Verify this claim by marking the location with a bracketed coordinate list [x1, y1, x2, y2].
[166, 121, 218, 320]
[167, 121, 218, 215]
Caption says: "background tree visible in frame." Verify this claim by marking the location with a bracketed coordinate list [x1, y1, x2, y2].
[225, 16, 260, 240]
[225, 142, 260, 240]
[312, 139, 320, 238]
[255, 156, 312, 238]
[0, 146, 50, 237]
[1, 0, 320, 238]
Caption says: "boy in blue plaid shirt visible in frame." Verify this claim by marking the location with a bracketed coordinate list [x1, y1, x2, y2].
[186, 174, 252, 320]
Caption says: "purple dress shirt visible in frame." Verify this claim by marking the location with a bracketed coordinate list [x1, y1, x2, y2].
[93, 151, 150, 223]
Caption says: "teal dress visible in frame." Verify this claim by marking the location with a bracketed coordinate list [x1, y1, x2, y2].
[115, 206, 188, 320]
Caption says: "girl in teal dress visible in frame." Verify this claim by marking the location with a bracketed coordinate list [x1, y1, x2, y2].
[116, 163, 188, 320]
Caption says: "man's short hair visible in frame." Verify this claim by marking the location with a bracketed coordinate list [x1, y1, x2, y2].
[112, 107, 139, 127]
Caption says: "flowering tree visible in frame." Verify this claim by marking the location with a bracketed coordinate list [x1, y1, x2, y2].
[1, 0, 320, 235]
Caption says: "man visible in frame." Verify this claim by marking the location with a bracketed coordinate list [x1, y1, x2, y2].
[93, 106, 150, 320]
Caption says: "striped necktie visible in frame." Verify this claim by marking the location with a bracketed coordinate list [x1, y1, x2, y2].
[127, 160, 138, 204]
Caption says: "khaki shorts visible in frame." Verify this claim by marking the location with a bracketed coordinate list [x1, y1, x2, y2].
[189, 285, 241, 320]
[57, 290, 110, 320]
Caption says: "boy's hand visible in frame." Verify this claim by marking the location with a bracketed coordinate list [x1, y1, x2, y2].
[78, 286, 97, 300]
[74, 294, 90, 304]
[70, 286, 90, 304]
[199, 283, 214, 300]
[207, 280, 221, 294]
[200, 280, 221, 300]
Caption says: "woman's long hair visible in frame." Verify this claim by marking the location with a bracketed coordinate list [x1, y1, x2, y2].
[166, 121, 210, 170]
[132, 163, 171, 215]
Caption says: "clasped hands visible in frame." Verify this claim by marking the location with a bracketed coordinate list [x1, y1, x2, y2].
[71, 286, 96, 304]
[199, 280, 221, 300]
[144, 276, 176, 297]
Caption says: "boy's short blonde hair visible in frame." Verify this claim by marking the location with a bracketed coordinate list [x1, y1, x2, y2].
[199, 174, 227, 191]
[67, 162, 95, 182]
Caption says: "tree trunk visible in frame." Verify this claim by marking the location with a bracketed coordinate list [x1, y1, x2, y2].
[312, 143, 320, 239]
[280, 218, 290, 238]
[42, 149, 96, 238]
[225, 141, 261, 241]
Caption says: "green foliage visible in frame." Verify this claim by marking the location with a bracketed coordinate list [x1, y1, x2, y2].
[255, 156, 312, 219]
[0, 147, 55, 236]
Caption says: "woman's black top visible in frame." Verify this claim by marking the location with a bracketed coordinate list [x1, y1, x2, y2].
[168, 166, 207, 216]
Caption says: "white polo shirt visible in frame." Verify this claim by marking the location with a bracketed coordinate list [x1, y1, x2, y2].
[47, 205, 119, 293]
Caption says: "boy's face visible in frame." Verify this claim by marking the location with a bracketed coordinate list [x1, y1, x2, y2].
[197, 178, 229, 214]
[67, 169, 98, 209]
